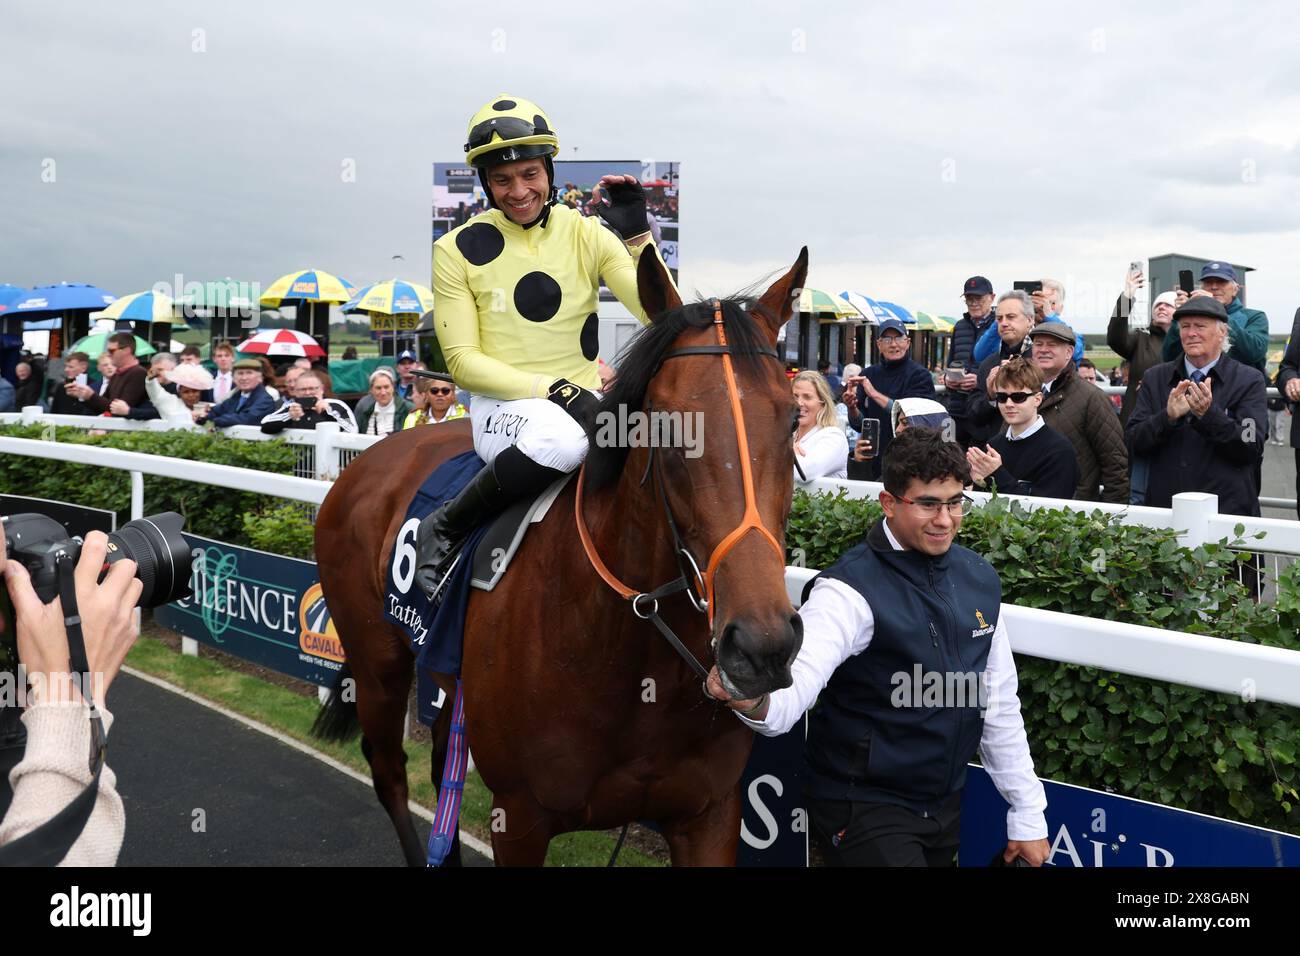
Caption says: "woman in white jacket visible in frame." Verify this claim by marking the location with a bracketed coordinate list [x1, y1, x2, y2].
[792, 370, 849, 481]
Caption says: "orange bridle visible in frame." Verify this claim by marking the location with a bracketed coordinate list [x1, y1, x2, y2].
[574, 301, 786, 675]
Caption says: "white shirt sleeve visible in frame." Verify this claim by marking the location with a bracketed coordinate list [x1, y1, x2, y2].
[978, 613, 1049, 841]
[736, 578, 873, 736]
[794, 426, 849, 481]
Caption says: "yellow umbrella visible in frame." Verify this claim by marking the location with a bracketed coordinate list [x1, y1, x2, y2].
[92, 290, 180, 324]
[259, 268, 357, 306]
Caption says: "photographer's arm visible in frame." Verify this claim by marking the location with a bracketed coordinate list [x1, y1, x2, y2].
[0, 531, 141, 866]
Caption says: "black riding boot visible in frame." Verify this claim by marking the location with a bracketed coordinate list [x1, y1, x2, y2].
[414, 445, 566, 600]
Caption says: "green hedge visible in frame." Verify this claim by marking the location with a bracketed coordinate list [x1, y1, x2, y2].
[788, 490, 1300, 835]
[0, 425, 311, 558]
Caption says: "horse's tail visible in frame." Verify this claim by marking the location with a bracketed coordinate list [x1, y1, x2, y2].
[311, 663, 361, 742]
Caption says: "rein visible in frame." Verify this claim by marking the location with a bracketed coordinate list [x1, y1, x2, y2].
[574, 300, 786, 682]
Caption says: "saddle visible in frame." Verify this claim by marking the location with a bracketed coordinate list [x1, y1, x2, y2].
[468, 472, 573, 591]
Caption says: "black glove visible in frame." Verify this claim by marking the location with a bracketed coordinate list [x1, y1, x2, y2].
[595, 179, 649, 241]
[547, 378, 599, 426]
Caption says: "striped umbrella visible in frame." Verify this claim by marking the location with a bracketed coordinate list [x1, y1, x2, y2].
[341, 279, 435, 316]
[798, 287, 864, 320]
[913, 311, 954, 333]
[93, 290, 181, 324]
[237, 328, 325, 358]
[259, 269, 357, 306]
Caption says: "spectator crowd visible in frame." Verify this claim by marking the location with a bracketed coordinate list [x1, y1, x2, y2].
[795, 258, 1286, 534]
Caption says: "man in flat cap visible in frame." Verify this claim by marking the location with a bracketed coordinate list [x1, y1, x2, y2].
[197, 357, 277, 428]
[1126, 296, 1268, 519]
[1029, 320, 1129, 503]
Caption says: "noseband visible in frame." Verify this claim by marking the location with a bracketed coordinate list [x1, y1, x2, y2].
[574, 300, 786, 680]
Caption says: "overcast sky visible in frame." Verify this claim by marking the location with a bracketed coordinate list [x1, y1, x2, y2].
[4, 1, 1300, 334]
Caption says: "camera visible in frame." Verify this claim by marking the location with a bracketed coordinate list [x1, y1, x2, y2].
[0, 512, 193, 672]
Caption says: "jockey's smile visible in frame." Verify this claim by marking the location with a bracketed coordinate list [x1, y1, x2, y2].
[487, 158, 548, 225]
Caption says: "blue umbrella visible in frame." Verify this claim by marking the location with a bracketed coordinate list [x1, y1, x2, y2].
[0, 284, 25, 312]
[876, 301, 916, 324]
[7, 282, 116, 317]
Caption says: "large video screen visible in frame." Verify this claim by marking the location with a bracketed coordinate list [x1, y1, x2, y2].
[433, 160, 679, 294]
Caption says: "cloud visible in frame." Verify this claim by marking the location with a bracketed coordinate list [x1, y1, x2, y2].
[3, 1, 1300, 334]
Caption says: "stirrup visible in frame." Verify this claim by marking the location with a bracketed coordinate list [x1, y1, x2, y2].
[425, 550, 464, 605]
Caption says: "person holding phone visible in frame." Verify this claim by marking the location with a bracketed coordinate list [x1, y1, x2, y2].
[845, 319, 935, 480]
[1107, 264, 1174, 425]
[260, 371, 357, 434]
[1160, 262, 1269, 374]
[971, 279, 1085, 367]
[48, 351, 96, 416]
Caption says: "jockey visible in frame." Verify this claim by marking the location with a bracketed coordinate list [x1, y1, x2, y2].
[414, 93, 673, 599]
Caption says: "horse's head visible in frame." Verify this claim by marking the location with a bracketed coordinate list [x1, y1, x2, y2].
[586, 247, 809, 700]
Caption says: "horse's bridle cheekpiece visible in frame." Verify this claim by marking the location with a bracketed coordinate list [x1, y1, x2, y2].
[575, 299, 785, 684]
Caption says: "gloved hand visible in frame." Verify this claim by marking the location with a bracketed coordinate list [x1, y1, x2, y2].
[547, 378, 600, 426]
[595, 178, 650, 241]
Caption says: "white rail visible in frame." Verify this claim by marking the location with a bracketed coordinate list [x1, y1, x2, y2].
[801, 479, 1300, 555]
[783, 567, 1300, 708]
[0, 433, 1294, 707]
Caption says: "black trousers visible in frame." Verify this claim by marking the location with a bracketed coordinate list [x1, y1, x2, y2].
[808, 791, 963, 867]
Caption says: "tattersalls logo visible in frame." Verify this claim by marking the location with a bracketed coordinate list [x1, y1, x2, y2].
[971, 608, 995, 639]
[299, 583, 344, 663]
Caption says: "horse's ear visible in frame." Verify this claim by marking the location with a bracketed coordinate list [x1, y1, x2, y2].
[637, 245, 682, 323]
[753, 247, 809, 344]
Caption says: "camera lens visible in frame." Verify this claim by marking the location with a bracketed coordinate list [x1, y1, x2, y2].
[104, 512, 192, 608]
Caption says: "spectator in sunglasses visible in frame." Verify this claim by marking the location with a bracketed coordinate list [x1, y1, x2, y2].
[404, 372, 468, 429]
[966, 357, 1078, 500]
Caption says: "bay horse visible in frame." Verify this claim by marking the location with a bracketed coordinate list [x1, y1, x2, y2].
[313, 247, 809, 866]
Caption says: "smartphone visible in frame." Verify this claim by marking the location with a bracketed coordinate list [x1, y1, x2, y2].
[944, 365, 965, 386]
[854, 420, 880, 460]
[74, 373, 88, 388]
[1129, 260, 1144, 276]
[1013, 281, 1043, 295]
[1179, 270, 1195, 294]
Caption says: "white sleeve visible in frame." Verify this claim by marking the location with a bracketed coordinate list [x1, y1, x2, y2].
[978, 613, 1049, 842]
[736, 578, 873, 736]
[794, 427, 850, 481]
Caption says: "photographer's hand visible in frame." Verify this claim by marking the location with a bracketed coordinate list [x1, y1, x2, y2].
[3, 531, 142, 708]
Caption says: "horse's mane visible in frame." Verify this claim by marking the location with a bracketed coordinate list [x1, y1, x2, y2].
[584, 297, 778, 490]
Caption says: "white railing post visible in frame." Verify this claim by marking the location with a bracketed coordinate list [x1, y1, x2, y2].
[19, 405, 42, 426]
[130, 470, 144, 522]
[1172, 492, 1218, 549]
[313, 422, 341, 481]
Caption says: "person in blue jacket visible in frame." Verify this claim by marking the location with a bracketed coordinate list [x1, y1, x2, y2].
[971, 278, 1084, 366]
[1160, 262, 1268, 374]
[196, 357, 276, 427]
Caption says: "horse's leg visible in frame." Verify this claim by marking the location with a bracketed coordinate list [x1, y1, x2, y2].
[661, 791, 743, 867]
[488, 791, 554, 867]
[353, 626, 424, 867]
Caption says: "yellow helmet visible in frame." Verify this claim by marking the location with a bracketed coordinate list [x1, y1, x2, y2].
[463, 94, 560, 168]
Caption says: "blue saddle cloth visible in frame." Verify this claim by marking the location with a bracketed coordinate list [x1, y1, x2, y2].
[383, 449, 490, 725]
